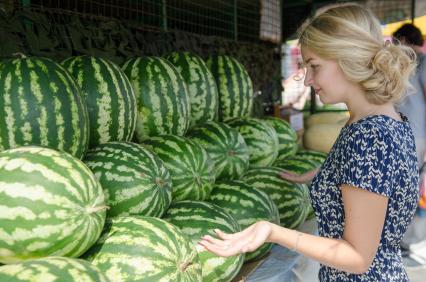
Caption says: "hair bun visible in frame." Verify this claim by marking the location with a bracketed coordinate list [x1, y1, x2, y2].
[364, 42, 416, 104]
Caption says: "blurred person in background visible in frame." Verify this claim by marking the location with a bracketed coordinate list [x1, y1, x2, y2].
[393, 23, 426, 263]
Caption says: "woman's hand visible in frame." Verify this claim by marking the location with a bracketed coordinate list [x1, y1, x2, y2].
[198, 221, 273, 257]
[279, 168, 319, 183]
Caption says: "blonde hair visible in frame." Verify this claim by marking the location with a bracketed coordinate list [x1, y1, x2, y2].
[298, 3, 416, 104]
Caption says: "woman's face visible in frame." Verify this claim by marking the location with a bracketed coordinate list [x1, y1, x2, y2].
[301, 47, 360, 105]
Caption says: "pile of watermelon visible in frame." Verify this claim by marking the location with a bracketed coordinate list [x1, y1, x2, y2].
[0, 53, 326, 281]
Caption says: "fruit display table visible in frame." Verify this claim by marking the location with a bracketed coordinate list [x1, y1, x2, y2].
[245, 245, 300, 281]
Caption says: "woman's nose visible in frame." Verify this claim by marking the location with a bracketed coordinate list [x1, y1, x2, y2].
[304, 71, 313, 87]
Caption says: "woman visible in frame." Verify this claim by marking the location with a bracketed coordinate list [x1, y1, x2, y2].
[199, 4, 420, 281]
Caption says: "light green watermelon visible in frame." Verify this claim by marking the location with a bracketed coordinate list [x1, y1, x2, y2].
[164, 200, 244, 282]
[206, 55, 253, 121]
[143, 135, 215, 202]
[84, 141, 172, 218]
[122, 56, 190, 141]
[0, 146, 106, 264]
[0, 56, 89, 158]
[0, 257, 110, 282]
[62, 56, 137, 148]
[263, 117, 298, 162]
[165, 52, 219, 126]
[83, 216, 202, 281]
[243, 167, 311, 229]
[187, 121, 249, 180]
[209, 180, 280, 262]
[226, 118, 279, 167]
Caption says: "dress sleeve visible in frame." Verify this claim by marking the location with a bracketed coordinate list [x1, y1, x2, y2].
[338, 124, 395, 197]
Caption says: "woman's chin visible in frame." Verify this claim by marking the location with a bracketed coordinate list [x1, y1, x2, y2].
[318, 95, 338, 105]
[318, 96, 328, 104]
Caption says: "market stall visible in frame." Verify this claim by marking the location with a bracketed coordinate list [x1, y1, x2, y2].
[0, 1, 424, 281]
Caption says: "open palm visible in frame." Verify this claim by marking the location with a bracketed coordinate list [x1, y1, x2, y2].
[198, 221, 272, 257]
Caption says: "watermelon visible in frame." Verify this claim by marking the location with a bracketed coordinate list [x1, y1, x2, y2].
[84, 141, 172, 218]
[143, 135, 215, 202]
[83, 216, 202, 281]
[295, 150, 328, 167]
[0, 257, 110, 282]
[242, 167, 311, 229]
[62, 56, 137, 148]
[164, 200, 244, 282]
[274, 157, 318, 174]
[122, 56, 190, 141]
[227, 118, 279, 167]
[0, 56, 89, 158]
[0, 146, 106, 264]
[165, 52, 219, 126]
[274, 154, 326, 221]
[187, 121, 249, 180]
[206, 55, 253, 121]
[209, 180, 280, 262]
[263, 117, 298, 161]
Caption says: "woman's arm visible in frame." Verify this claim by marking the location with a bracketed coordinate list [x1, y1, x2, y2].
[199, 184, 388, 275]
[279, 168, 319, 183]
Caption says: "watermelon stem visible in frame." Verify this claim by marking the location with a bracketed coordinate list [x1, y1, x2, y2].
[179, 261, 192, 272]
[156, 178, 166, 187]
[86, 205, 109, 214]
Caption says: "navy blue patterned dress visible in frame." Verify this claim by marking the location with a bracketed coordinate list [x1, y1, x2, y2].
[310, 114, 419, 281]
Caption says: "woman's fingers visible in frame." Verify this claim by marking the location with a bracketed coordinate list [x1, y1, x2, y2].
[199, 222, 272, 257]
[280, 171, 297, 179]
[280, 170, 296, 177]
[198, 238, 243, 257]
[279, 170, 306, 183]
[214, 226, 254, 240]
[214, 229, 235, 240]
[201, 234, 230, 248]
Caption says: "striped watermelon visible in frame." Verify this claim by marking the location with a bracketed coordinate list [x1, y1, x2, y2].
[0, 257, 110, 282]
[274, 156, 322, 221]
[274, 157, 319, 174]
[122, 57, 190, 141]
[242, 167, 311, 229]
[0, 146, 106, 264]
[83, 216, 202, 281]
[209, 180, 280, 262]
[277, 151, 327, 221]
[206, 55, 253, 121]
[84, 141, 172, 218]
[226, 118, 279, 167]
[263, 117, 298, 162]
[187, 121, 249, 180]
[165, 52, 219, 126]
[0, 56, 89, 158]
[295, 150, 328, 167]
[164, 200, 244, 282]
[62, 56, 137, 148]
[143, 135, 215, 202]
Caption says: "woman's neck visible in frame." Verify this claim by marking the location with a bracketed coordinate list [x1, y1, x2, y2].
[345, 99, 399, 125]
